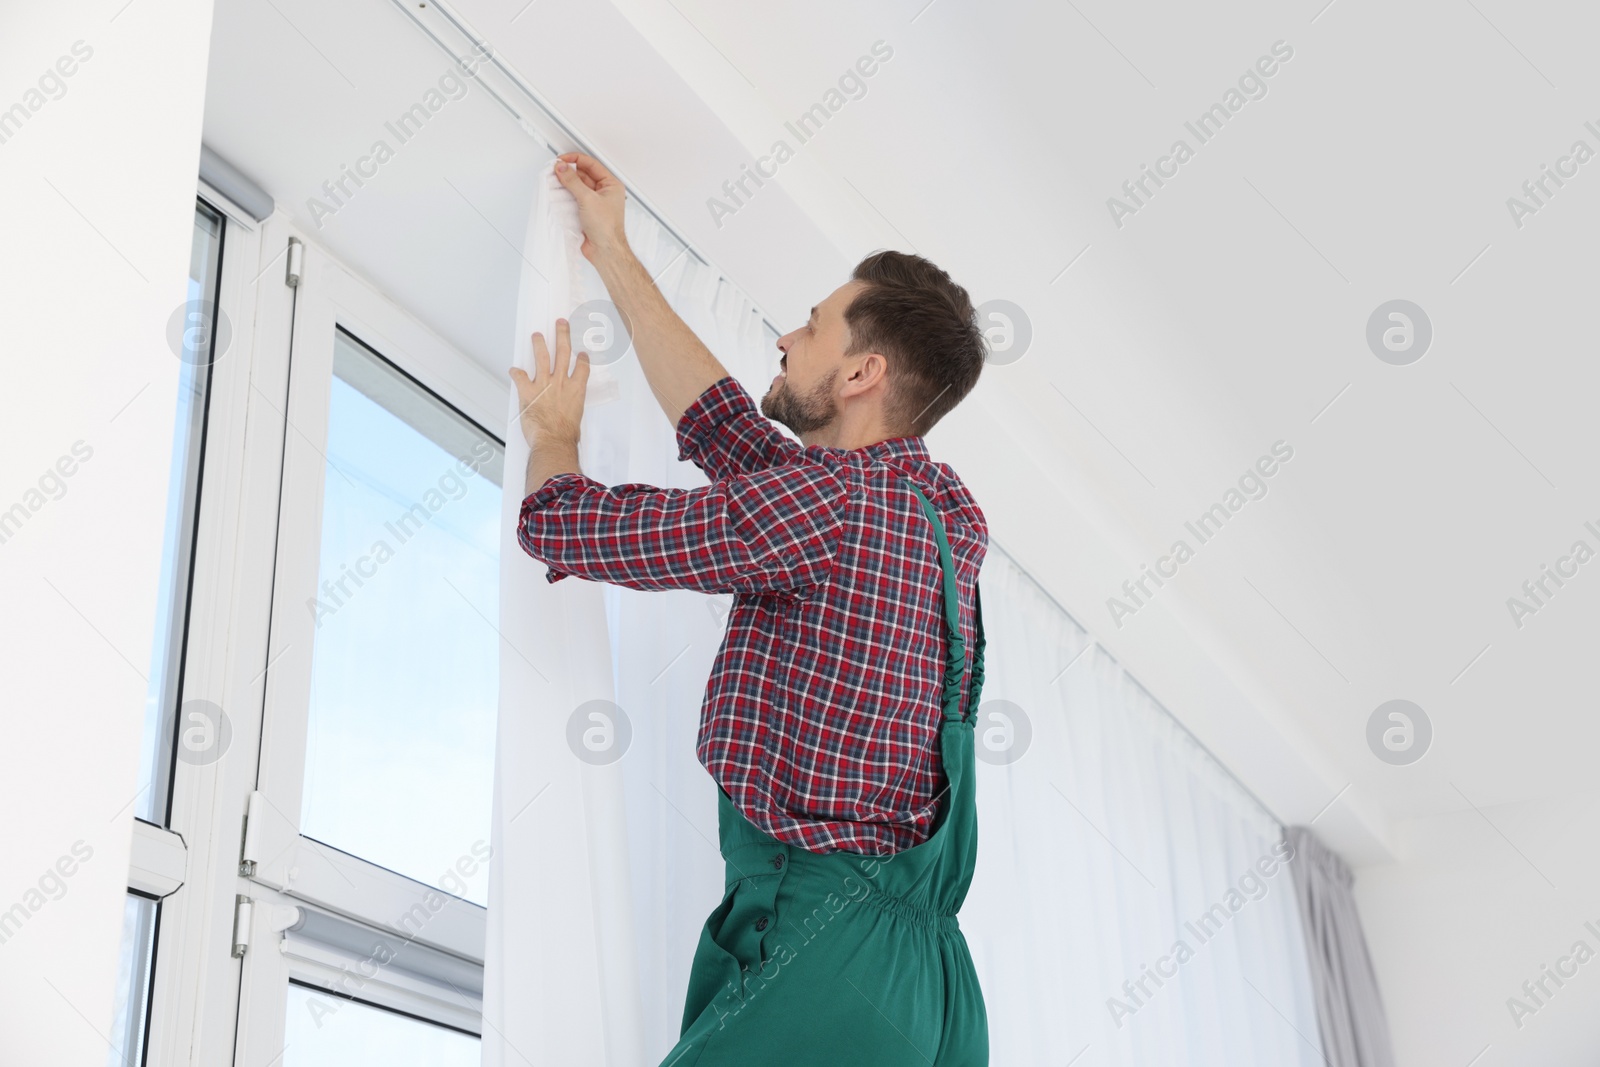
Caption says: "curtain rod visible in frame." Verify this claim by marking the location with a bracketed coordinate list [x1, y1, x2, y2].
[391, 0, 783, 343]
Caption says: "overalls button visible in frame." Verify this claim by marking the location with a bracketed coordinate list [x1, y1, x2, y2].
[771, 855, 785, 870]
[755, 916, 769, 931]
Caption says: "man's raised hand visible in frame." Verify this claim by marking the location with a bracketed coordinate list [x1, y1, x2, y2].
[553, 152, 629, 265]
[510, 317, 589, 451]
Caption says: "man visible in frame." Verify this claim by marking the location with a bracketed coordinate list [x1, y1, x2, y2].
[511, 151, 990, 1066]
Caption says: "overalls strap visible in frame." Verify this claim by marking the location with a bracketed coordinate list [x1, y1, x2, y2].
[899, 476, 983, 724]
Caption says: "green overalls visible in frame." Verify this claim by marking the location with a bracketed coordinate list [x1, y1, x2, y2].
[659, 477, 988, 1066]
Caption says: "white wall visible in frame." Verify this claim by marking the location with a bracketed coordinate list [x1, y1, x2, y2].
[0, 2, 215, 1063]
[1355, 790, 1600, 1067]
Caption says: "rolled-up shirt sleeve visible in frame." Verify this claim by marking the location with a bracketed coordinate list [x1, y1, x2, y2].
[517, 461, 847, 594]
[676, 375, 804, 481]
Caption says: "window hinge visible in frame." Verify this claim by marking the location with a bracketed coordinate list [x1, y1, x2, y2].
[239, 790, 263, 877]
[285, 237, 304, 288]
[231, 894, 254, 959]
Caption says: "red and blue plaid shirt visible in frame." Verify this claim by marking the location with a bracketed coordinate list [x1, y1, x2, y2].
[518, 375, 987, 854]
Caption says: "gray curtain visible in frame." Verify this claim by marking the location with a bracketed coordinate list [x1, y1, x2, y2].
[1285, 826, 1397, 1067]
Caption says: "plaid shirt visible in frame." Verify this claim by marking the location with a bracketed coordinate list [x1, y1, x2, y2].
[518, 375, 987, 854]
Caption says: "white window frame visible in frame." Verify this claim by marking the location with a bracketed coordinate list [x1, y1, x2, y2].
[236, 228, 504, 1061]
[135, 180, 274, 1067]
[135, 186, 507, 1066]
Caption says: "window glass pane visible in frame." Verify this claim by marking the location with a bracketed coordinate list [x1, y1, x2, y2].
[285, 983, 478, 1066]
[136, 200, 223, 824]
[301, 330, 501, 904]
[107, 893, 159, 1067]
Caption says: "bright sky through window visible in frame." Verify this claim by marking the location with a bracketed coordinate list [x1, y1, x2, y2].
[300, 330, 502, 905]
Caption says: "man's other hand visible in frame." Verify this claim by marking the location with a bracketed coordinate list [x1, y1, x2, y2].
[511, 318, 589, 451]
[554, 152, 629, 265]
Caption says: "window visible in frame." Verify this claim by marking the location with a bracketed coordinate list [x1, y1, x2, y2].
[230, 241, 504, 1062]
[299, 329, 502, 904]
[284, 983, 479, 1065]
[137, 200, 224, 825]
[113, 197, 225, 1067]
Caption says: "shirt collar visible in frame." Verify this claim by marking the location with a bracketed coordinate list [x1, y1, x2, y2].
[857, 435, 934, 473]
[805, 433, 932, 466]
[861, 435, 931, 463]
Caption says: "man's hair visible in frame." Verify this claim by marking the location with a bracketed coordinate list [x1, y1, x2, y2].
[843, 251, 986, 436]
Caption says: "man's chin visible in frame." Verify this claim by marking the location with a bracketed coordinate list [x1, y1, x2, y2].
[759, 386, 789, 430]
[760, 377, 833, 436]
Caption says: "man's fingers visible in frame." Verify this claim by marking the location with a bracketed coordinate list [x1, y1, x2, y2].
[554, 317, 571, 357]
[514, 325, 587, 441]
[552, 159, 586, 195]
[511, 363, 539, 397]
[553, 159, 597, 196]
[557, 151, 616, 192]
[509, 366, 541, 428]
[534, 322, 581, 383]
[531, 330, 553, 378]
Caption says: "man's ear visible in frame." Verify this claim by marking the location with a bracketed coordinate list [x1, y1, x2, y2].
[840, 351, 888, 397]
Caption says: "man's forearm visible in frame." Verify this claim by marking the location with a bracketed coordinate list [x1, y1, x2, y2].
[525, 434, 581, 498]
[593, 246, 732, 427]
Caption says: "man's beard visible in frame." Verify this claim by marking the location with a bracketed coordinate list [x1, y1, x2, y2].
[761, 367, 838, 435]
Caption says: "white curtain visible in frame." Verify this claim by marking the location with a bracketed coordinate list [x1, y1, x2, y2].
[483, 159, 775, 1066]
[486, 160, 1323, 1065]
[965, 553, 1324, 1065]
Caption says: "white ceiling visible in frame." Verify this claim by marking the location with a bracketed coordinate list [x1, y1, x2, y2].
[203, 0, 1600, 867]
